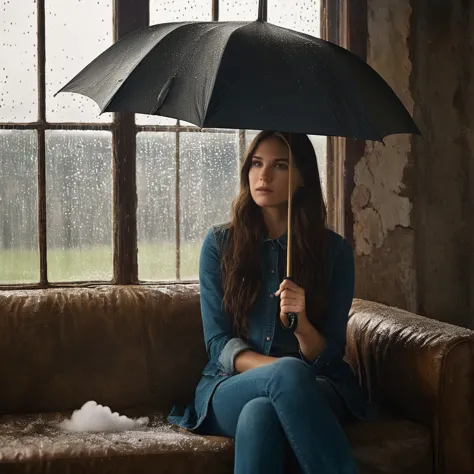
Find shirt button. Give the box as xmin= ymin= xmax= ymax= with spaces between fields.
xmin=271 ymin=270 xmax=275 ymax=274
xmin=269 ymin=293 xmax=274 ymax=298
xmin=266 ymin=336 xmax=271 ymax=341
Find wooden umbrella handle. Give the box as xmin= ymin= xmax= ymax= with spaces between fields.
xmin=281 ymin=135 xmax=298 ymax=333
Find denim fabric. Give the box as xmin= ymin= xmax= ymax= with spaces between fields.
xmin=200 ymin=358 xmax=356 ymax=474
xmin=268 ymin=245 xmax=300 ymax=357
xmin=168 ymin=223 xmax=372 ymax=431
xmin=218 ymin=337 xmax=252 ymax=374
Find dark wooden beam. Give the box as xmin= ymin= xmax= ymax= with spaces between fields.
xmin=212 ymin=0 xmax=219 ymax=21
xmin=322 ymin=0 xmax=368 ymax=243
xmin=343 ymin=0 xmax=368 ymax=246
xmin=112 ymin=0 xmax=149 ymax=284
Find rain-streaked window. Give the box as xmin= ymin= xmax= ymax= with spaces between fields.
xmin=139 ymin=0 xmax=326 ymax=281
xmin=0 ymin=131 xmax=38 ymax=283
xmin=0 ymin=0 xmax=325 ymax=286
xmin=46 ymin=131 xmax=113 ymax=282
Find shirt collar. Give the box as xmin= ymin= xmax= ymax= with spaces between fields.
xmin=260 ymin=230 xmax=288 ymax=250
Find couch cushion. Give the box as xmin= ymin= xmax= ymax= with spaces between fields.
xmin=0 ymin=285 xmax=206 ymax=415
xmin=0 ymin=410 xmax=431 ymax=474
xmin=346 ymin=411 xmax=432 ymax=474
xmin=0 ymin=412 xmax=234 ymax=474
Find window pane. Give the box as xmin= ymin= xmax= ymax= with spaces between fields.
xmin=180 ymin=132 xmax=239 ymax=279
xmin=150 ymin=0 xmax=211 ymax=22
xmin=219 ymin=0 xmax=259 ymax=21
xmin=0 ymin=131 xmax=39 ymax=284
xmin=46 ymin=0 xmax=113 ymax=122
xmin=309 ymin=135 xmax=327 ymax=197
xmin=245 ymin=130 xmax=260 ymax=150
xmin=137 ymin=132 xmax=177 ymax=281
xmin=136 ymin=115 xmax=177 ymax=126
xmin=46 ymin=131 xmax=112 ymax=282
xmin=268 ymin=0 xmax=321 ymax=37
xmin=0 ymin=1 xmax=37 ymax=122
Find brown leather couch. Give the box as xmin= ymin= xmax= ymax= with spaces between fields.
xmin=0 ymin=284 xmax=473 ymax=474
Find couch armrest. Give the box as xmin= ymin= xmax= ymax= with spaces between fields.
xmin=346 ymin=299 xmax=474 ymax=474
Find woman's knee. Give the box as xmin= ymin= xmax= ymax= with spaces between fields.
xmin=236 ymin=397 xmax=280 ymax=434
xmin=271 ymin=357 xmax=313 ymax=385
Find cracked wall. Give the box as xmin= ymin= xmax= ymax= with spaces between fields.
xmin=352 ymin=0 xmax=417 ymax=312
xmin=352 ymin=0 xmax=474 ymax=326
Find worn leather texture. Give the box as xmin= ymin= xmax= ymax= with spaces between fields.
xmin=0 ymin=412 xmax=234 ymax=474
xmin=0 ymin=285 xmax=472 ymax=474
xmin=0 ymin=285 xmax=205 ymax=415
xmin=0 ymin=409 xmax=430 ymax=474
xmin=347 ymin=298 xmax=474 ymax=474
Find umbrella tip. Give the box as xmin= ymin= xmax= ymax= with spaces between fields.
xmin=257 ymin=0 xmax=267 ymax=21
xmin=54 ymin=84 xmax=67 ymax=97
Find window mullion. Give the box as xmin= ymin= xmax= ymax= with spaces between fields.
xmin=175 ymin=131 xmax=181 ymax=280
xmin=37 ymin=0 xmax=46 ymax=124
xmin=112 ymin=0 xmax=149 ymax=284
xmin=322 ymin=0 xmax=367 ymax=243
xmin=321 ymin=0 xmax=345 ymax=235
xmin=37 ymin=0 xmax=47 ymax=286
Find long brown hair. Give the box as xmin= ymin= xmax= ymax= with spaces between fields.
xmin=221 ymin=131 xmax=328 ymax=337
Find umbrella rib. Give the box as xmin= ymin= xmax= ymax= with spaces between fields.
xmin=101 ymin=22 xmax=202 ymax=114
xmin=198 ymin=22 xmax=259 ymax=125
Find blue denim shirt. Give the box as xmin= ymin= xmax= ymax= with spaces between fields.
xmin=168 ymin=223 xmax=371 ymax=431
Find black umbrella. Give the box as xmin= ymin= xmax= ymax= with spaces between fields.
xmin=57 ymin=0 xmax=420 ymax=331
xmin=56 ymin=5 xmax=419 ymax=140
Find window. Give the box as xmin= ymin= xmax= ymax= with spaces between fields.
xmin=0 ymin=0 xmax=326 ymax=288
xmin=0 ymin=0 xmax=113 ymax=286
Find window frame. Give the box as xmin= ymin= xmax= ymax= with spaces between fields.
xmin=321 ymin=0 xmax=368 ymax=245
xmin=0 ymin=0 xmax=353 ymax=290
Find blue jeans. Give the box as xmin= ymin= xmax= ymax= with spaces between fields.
xmin=199 ymin=357 xmax=357 ymax=474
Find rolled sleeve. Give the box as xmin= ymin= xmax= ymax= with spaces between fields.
xmin=218 ymin=337 xmax=252 ymax=374
xmin=300 ymin=236 xmax=354 ymax=372
xmin=200 ymin=227 xmax=251 ymax=373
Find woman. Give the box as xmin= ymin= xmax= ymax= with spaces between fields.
xmin=169 ymin=131 xmax=371 ymax=474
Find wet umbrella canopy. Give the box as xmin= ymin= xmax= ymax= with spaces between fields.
xmin=56 ymin=3 xmax=419 ymax=141
xmin=57 ymin=0 xmax=419 ymax=331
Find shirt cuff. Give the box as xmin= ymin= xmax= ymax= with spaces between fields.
xmin=298 ymin=343 xmax=334 ymax=371
xmin=218 ymin=337 xmax=251 ymax=374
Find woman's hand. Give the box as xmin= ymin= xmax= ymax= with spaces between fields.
xmin=275 ymin=279 xmax=326 ymax=360
xmin=274 ymin=279 xmax=310 ymax=330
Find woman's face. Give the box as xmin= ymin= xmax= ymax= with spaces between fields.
xmin=248 ymin=136 xmax=303 ymax=209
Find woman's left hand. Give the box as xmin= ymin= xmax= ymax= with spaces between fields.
xmin=274 ymin=279 xmax=309 ymax=329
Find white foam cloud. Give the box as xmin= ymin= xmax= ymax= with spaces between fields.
xmin=58 ymin=401 xmax=149 ymax=433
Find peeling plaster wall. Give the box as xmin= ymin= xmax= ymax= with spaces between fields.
xmin=353 ymin=0 xmax=474 ymax=326
xmin=352 ymin=0 xmax=417 ymax=312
